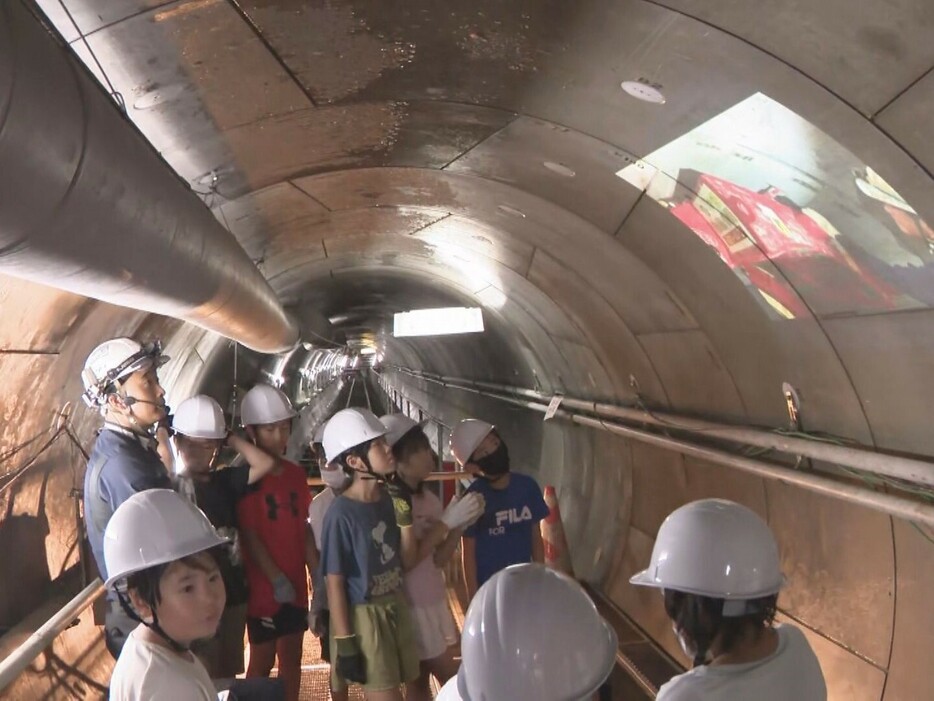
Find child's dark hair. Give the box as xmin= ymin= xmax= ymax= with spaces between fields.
xmin=664 ymin=589 xmax=778 ymax=667
xmin=336 ymin=438 xmax=376 ymax=472
xmin=391 ymin=428 xmax=432 ymax=463
xmin=126 ymin=547 xmax=223 ymax=609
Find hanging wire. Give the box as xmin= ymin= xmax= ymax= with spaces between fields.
xmin=55 ymin=0 xmax=126 ymax=113
xmin=0 ymin=426 xmax=55 ymax=468
xmin=62 ymin=426 xmax=91 ymax=586
xmin=770 ymin=427 xmax=860 ymax=446
xmin=0 ymin=426 xmax=67 ymax=496
xmin=228 ymin=341 xmax=240 ymax=431
xmin=912 ymin=522 xmax=934 ymax=546
xmin=63 ymin=427 xmax=90 ymax=461
xmin=831 ymin=463 xmax=934 ymax=546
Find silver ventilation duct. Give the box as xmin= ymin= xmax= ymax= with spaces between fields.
xmin=0 ymin=1 xmax=298 ymax=353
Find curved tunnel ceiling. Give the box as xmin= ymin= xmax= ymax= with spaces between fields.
xmin=1 ymin=0 xmax=933 ymax=698
xmin=28 ymin=0 xmax=934 ymax=445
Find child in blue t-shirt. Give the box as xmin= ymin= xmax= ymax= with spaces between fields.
xmin=320 ymin=409 xmax=487 ymax=700
xmin=450 ymin=418 xmax=549 ymax=600
xmin=319 ymin=408 xmax=420 ymax=700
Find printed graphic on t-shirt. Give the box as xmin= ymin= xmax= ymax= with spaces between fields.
xmin=372 ymin=520 xmax=396 ymax=565
xmin=489 ymin=505 xmax=535 ymax=535
xmin=237 ymin=462 xmax=312 ymax=617
xmin=464 ymin=473 xmax=550 ymax=587
xmin=264 ymin=491 xmax=301 ymax=520
xmin=320 ymin=493 xmax=405 ymax=605
xmin=370 ymin=566 xmax=403 ymax=597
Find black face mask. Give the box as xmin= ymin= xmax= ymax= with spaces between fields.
xmin=474 ymin=441 xmax=510 ymax=479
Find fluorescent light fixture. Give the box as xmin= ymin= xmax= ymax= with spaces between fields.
xmin=360 ymin=347 xmax=378 ymax=355
xmin=393 ymin=307 xmax=484 ymax=338
xmin=621 ymin=80 xmax=666 ymax=104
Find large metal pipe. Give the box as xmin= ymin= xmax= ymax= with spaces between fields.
xmin=383 ymin=370 xmax=934 ymax=527
xmin=389 ymin=367 xmax=934 ymax=489
xmin=0 ymin=1 xmax=298 ymax=353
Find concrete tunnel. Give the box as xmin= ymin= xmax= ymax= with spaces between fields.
xmin=0 ymin=0 xmax=933 ymax=698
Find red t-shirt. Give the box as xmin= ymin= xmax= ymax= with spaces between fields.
xmin=237 ymin=460 xmax=311 ymax=618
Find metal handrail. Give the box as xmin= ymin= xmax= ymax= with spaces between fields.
xmin=307 ymin=470 xmax=470 ymax=488
xmin=386 ymin=365 xmax=934 ymax=489
xmin=0 ymin=578 xmax=105 ymax=693
xmin=381 ymin=368 xmax=934 ymax=527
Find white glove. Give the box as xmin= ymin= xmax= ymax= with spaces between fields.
xmin=441 ymin=492 xmax=486 ymax=530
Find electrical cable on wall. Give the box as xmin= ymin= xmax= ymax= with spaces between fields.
xmin=54 ymin=0 xmax=126 ymax=112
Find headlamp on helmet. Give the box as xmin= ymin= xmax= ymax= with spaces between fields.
xmin=81 ymin=339 xmax=168 ymax=410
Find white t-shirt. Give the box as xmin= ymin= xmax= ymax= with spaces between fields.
xmin=110 ymin=626 xmax=220 ymax=701
xmin=658 ymin=624 xmax=826 ymax=701
xmin=309 ymin=487 xmax=337 ymax=550
xmin=436 ymin=676 xmax=461 ymax=700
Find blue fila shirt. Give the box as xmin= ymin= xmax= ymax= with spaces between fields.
xmin=463 ymin=472 xmax=549 ymax=587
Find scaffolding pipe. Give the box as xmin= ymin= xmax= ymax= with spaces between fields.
xmin=308 ymin=471 xmax=470 ymax=488
xmin=383 ymin=371 xmax=934 ymax=528
xmin=388 ymin=368 xmax=934 ymax=489
xmin=0 ymin=1 xmax=298 ymax=353
xmin=0 ymin=578 xmax=105 ymax=693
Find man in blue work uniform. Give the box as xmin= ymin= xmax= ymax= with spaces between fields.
xmin=80 ymin=337 xmax=172 ymax=658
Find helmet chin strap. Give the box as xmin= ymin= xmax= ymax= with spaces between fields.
xmin=116 ymin=590 xmax=190 ymax=653
xmin=351 ymin=452 xmax=385 ymax=482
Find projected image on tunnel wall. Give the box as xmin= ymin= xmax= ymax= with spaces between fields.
xmin=617 ymin=93 xmax=934 ymax=319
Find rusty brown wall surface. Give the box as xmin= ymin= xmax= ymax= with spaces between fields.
xmin=0 ymin=585 xmax=112 ymax=700
xmin=0 ymin=275 xmax=209 ymax=694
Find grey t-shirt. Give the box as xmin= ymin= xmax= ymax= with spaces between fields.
xmin=320 ymin=491 xmax=404 ymax=605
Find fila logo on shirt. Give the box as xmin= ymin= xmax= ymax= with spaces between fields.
xmin=488 ymin=506 xmax=534 ymax=535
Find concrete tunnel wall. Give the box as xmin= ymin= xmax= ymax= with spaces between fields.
xmin=2 ymin=0 xmax=934 ymax=698
xmin=2 ymin=277 xmax=933 ymax=700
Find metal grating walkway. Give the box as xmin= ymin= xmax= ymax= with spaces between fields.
xmin=254 ymin=552 xmax=660 ymax=700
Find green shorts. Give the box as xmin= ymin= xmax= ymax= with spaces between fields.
xmin=330 ymin=592 xmax=420 ymax=692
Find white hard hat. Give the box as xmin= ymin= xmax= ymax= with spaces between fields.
xmin=379 ymin=414 xmax=425 ymax=448
xmin=322 ymin=408 xmax=387 ymax=463
xmin=81 ymin=338 xmax=168 ymax=409
xmin=173 ymin=395 xmax=227 ymax=440
xmin=449 ymin=419 xmax=494 ymax=466
xmin=103 ymin=489 xmax=229 ymax=588
xmin=630 ymin=499 xmax=785 ymax=607
xmin=240 ymin=384 xmax=297 ymax=426
xmin=312 ymin=422 xmax=327 ymax=445
xmin=457 ymin=563 xmax=617 ymax=701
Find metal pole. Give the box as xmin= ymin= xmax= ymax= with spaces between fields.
xmin=565 ymin=412 xmax=934 ymax=527
xmin=437 ymin=423 xmax=445 ymax=472
xmin=389 ymin=367 xmax=934 ymax=489
xmin=307 ymin=471 xmax=470 ymax=488
xmin=386 ymin=372 xmax=934 ymax=528
xmin=363 ymin=374 xmax=372 ymax=412
xmin=0 ymin=579 xmax=105 ymax=693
